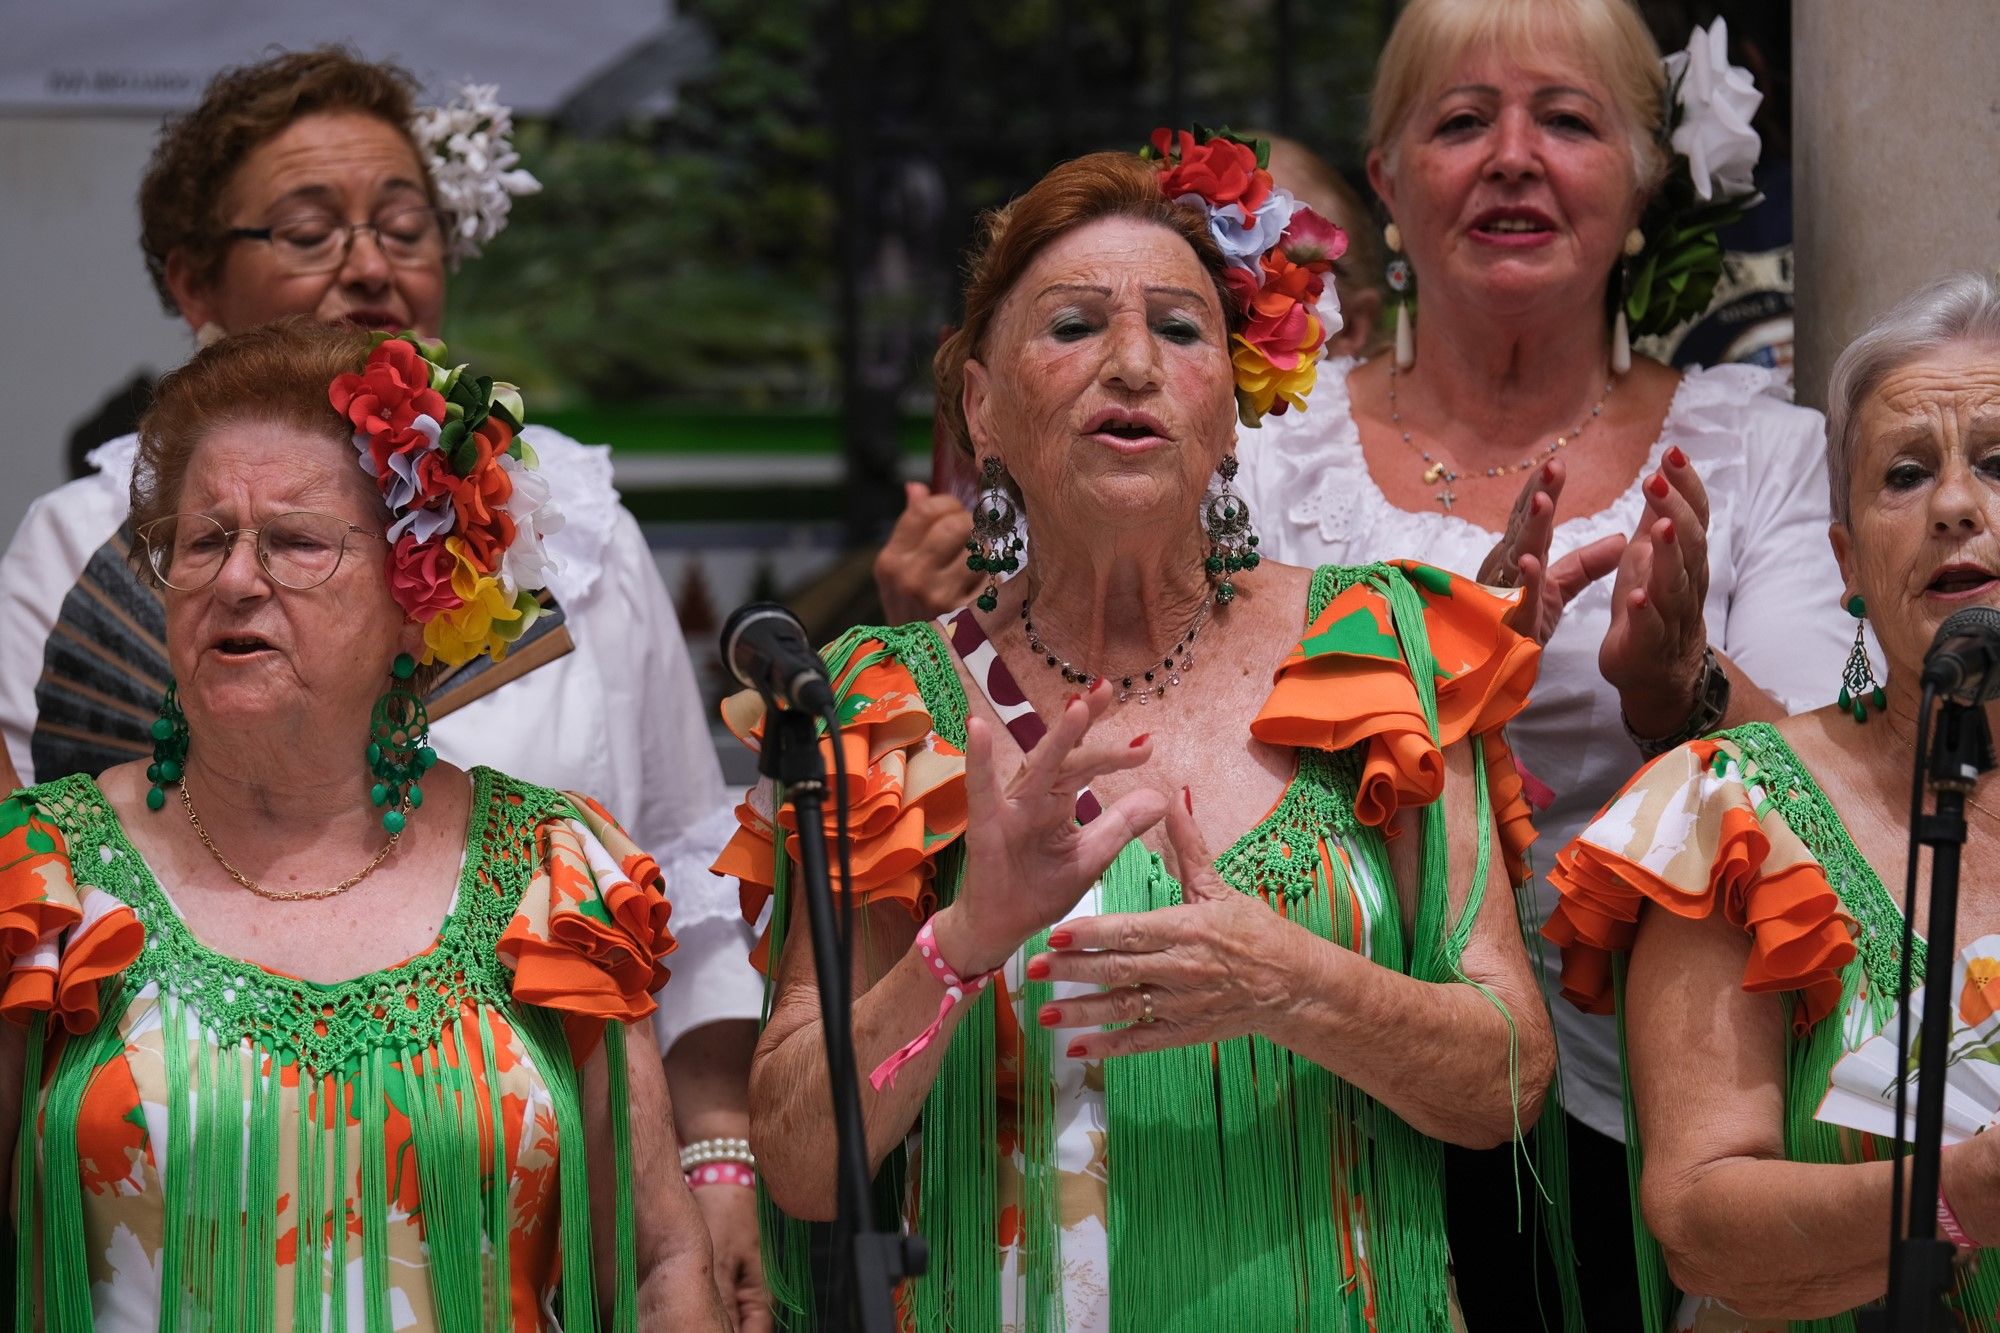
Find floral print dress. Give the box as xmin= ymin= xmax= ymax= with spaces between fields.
xmin=0 ymin=768 xmax=676 ymax=1332
xmin=717 ymin=562 xmax=1540 ymax=1332
xmin=1547 ymin=722 xmax=2000 ymax=1332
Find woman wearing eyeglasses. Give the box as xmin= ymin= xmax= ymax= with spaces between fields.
xmin=0 ymin=317 xmax=730 ymax=1329
xmin=0 ymin=49 xmax=772 ymax=1330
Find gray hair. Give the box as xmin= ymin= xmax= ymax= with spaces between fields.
xmin=1826 ymin=271 xmax=2000 ymax=525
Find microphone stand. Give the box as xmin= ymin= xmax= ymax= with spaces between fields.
xmin=1867 ymin=696 xmax=1994 ymax=1331
xmin=759 ymin=705 xmax=925 ymax=1331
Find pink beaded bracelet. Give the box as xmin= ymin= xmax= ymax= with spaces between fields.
xmin=686 ymin=1161 xmax=756 ymax=1191
xmin=868 ymin=915 xmax=996 ymax=1090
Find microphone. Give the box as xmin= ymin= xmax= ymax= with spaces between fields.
xmin=720 ymin=602 xmax=836 ymax=716
xmin=1920 ymin=606 xmax=2000 ymax=703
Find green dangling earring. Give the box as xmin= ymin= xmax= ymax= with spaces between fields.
xmin=965 ymin=457 xmax=1023 ymax=613
xmin=1202 ymin=454 xmax=1258 ymax=605
xmin=1837 ymin=595 xmax=1887 ymax=722
xmin=145 ymin=682 xmax=189 ymax=811
xmin=367 ymin=653 xmax=437 ymax=834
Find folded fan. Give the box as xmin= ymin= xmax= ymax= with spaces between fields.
xmin=1815 ymin=932 xmax=2000 ymax=1147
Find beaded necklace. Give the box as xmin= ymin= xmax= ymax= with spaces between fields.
xmin=1020 ymin=594 xmax=1209 ymax=705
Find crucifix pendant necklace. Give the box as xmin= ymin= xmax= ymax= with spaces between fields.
xmin=1387 ymin=364 xmax=1616 ymax=511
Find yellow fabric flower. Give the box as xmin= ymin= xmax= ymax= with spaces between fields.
xmin=1231 ymin=316 xmax=1321 ymax=425
xmin=423 ymin=537 xmax=528 ymax=666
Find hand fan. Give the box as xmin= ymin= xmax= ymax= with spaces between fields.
xmin=29 ymin=523 xmax=573 ymax=783
xmin=1814 ymin=932 xmax=2000 ymax=1146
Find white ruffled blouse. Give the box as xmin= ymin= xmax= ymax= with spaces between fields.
xmin=0 ymin=425 xmax=758 ymax=1051
xmin=1237 ymin=356 xmax=1855 ymax=1140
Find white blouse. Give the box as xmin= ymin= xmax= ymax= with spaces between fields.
xmin=0 ymin=427 xmax=759 ymax=1051
xmin=1237 ymin=357 xmax=1854 ymax=1140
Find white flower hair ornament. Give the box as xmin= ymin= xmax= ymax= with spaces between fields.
xmin=1623 ymin=18 xmax=1765 ymax=338
xmin=410 ymin=83 xmax=542 ymax=268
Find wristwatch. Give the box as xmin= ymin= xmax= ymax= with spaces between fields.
xmin=1623 ymin=646 xmax=1731 ymax=759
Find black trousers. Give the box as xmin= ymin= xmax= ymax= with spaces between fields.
xmin=1446 ymin=1113 xmax=1646 ymax=1331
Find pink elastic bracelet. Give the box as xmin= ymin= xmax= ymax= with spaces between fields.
xmin=686 ymin=1162 xmax=756 ymax=1191
xmin=868 ymin=915 xmax=996 ymax=1090
xmin=1939 ymin=1191 xmax=1977 ymax=1250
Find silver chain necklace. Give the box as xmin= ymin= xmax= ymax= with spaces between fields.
xmin=1021 ymin=595 xmax=1210 ymax=705
xmin=1387 ymin=364 xmax=1615 ymax=511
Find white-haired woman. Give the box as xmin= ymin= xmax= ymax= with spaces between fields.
xmin=1547 ymin=271 xmax=2000 ymax=1328
xmin=1231 ymin=0 xmax=1853 ymax=1325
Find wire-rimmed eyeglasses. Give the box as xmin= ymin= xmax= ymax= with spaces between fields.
xmin=223 ymin=204 xmax=447 ymax=275
xmin=138 ymin=512 xmax=386 ymax=591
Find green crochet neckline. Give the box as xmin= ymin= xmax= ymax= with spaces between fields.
xmin=26 ymin=766 xmax=571 ymax=1076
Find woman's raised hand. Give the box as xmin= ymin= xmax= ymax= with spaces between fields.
xmin=1479 ymin=461 xmax=1626 ymax=646
xmin=1600 ymin=446 xmax=1714 ymax=735
xmin=873 ymin=483 xmax=987 ymax=625
xmin=929 ymin=682 xmax=1170 ymax=976
xmin=1028 ymin=786 xmax=1299 ymax=1058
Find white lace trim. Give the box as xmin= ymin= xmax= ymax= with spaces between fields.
xmin=513 ymin=425 xmax=620 ymax=603
xmin=654 ymin=802 xmax=749 ymax=932
xmin=1257 ymin=356 xmax=1790 ymax=579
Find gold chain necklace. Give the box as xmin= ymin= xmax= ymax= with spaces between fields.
xmin=1387 ymin=364 xmax=1616 ymax=512
xmin=179 ymin=779 xmax=400 ymax=902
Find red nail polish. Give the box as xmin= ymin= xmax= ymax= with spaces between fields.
xmin=1130 ymin=733 xmax=1151 ymax=748
xmin=1066 ymin=1040 xmax=1088 ymax=1059
xmin=1541 ymin=463 xmax=1555 ymax=483
xmin=1182 ymin=785 xmax=1194 ymax=814
xmin=1661 ymin=519 xmax=1676 ymax=543
xmin=1064 ymin=692 xmax=1080 ymax=706
xmin=1667 ymin=446 xmax=1687 ymax=468
xmin=1026 ymin=956 xmax=1051 ymax=980
xmin=1047 ymin=929 xmax=1073 ymax=949
xmin=1647 ymin=475 xmax=1669 ymax=499
xmin=1038 ymin=1003 xmax=1062 ymax=1026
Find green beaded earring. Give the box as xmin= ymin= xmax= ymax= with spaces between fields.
xmin=1838 ymin=595 xmax=1887 ymax=722
xmin=145 ymin=682 xmax=188 ymax=811
xmin=367 ymin=653 xmax=437 ymax=834
xmin=1202 ymin=454 xmax=1258 ymax=605
xmin=965 ymin=457 xmax=1023 ymax=613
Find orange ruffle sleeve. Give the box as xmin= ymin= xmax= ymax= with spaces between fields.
xmin=1543 ymin=737 xmax=1858 ymax=1033
xmin=1249 ymin=561 xmax=1541 ymax=876
xmin=497 ymin=793 xmax=678 ymax=1034
xmin=711 ymin=645 xmax=967 ymax=973
xmin=0 ymin=793 xmax=144 ymax=1033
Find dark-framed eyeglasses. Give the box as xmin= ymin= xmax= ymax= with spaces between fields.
xmin=223 ymin=204 xmax=447 ymax=275
xmin=137 ymin=512 xmax=386 ymax=591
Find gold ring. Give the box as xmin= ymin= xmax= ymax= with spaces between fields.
xmin=1136 ymin=984 xmax=1156 ymax=1024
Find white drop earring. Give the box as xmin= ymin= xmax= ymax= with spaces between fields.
xmin=1612 ymin=227 xmax=1645 ymax=376
xmin=1384 ymin=222 xmax=1414 ymax=371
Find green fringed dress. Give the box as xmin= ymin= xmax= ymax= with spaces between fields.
xmin=1547 ymin=723 xmax=2000 ymax=1331
xmin=717 ymin=563 xmax=1548 ymax=1331
xmin=0 ymin=768 xmax=673 ymax=1332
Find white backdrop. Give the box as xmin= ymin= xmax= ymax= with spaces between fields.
xmin=0 ymin=2 xmax=671 ymax=546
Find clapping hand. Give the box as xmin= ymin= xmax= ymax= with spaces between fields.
xmin=1028 ymin=787 xmax=1303 ymax=1059
xmin=1479 ymin=461 xmax=1626 ymax=646
xmin=1600 ymin=447 xmax=1713 ymax=736
xmin=873 ymin=483 xmax=987 ymax=624
xmin=929 ymin=682 xmax=1170 ymax=977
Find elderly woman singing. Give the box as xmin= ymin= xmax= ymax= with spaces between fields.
xmin=0 ymin=320 xmax=726 ymax=1328
xmin=721 ymin=134 xmax=1553 ymax=1330
xmin=1547 ymin=273 xmax=2000 ymax=1330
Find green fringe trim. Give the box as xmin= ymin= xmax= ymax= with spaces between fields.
xmin=758 ymin=565 xmax=1526 ymax=1330
xmin=12 ymin=770 xmax=642 ymax=1331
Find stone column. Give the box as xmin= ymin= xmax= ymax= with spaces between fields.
xmin=1792 ymin=0 xmax=2000 ymax=409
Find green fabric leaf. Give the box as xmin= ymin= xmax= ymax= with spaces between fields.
xmin=1298 ymin=605 xmax=1400 ymax=662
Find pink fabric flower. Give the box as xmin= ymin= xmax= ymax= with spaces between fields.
xmin=387 ymin=533 xmax=461 ymax=620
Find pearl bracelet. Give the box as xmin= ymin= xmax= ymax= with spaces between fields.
xmin=679 ymin=1136 xmax=755 ymax=1173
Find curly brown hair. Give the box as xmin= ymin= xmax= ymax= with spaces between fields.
xmin=933 ymin=151 xmax=1242 ymax=458
xmin=131 ymin=316 xmax=376 ymax=566
xmin=138 ymin=48 xmax=433 ymax=316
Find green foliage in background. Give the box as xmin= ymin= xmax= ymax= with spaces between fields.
xmin=446 ymin=0 xmax=1390 ymax=420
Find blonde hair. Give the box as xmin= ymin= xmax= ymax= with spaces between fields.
xmin=1369 ymin=0 xmax=1668 ymax=192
